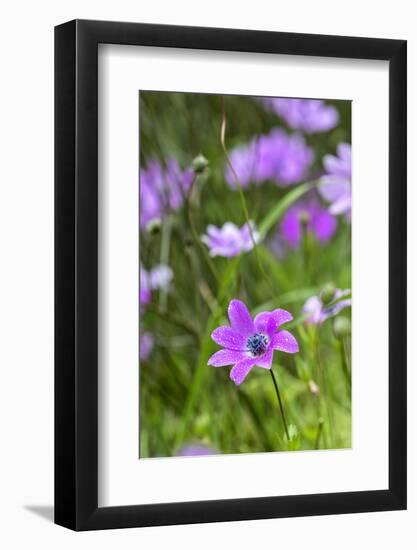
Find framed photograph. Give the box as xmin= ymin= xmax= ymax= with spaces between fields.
xmin=55 ymin=19 xmax=406 ymax=530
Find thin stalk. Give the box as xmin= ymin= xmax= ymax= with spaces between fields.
xmin=159 ymin=216 xmax=172 ymax=311
xmin=314 ymin=418 xmax=324 ymax=450
xmin=338 ymin=338 xmax=351 ymax=390
xmin=343 ymin=336 xmax=352 ymax=372
xmin=315 ymin=329 xmax=334 ymax=447
xmin=220 ymin=101 xmax=276 ymax=292
xmin=186 ymin=174 xmax=219 ymax=283
xmin=184 ymin=242 xmax=202 ymax=318
xmin=270 ymin=367 xmax=290 ymax=442
xmin=220 ymin=103 xmax=257 ymax=249
xmin=301 ymin=225 xmax=311 ymax=284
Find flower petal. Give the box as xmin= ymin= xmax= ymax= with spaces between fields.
xmin=337 ymin=143 xmax=352 ymax=164
xmin=255 ymin=348 xmax=273 ymax=369
xmin=303 ymin=296 xmax=323 ymax=324
xmin=149 ymin=264 xmax=173 ymax=290
xmin=208 ymin=348 xmax=246 ymax=367
xmin=271 ymin=330 xmax=299 ymax=354
xmin=328 ymin=194 xmax=351 ymax=216
xmin=319 ymin=179 xmax=350 ymax=201
xmin=211 ymin=326 xmax=248 ymax=350
xmin=321 ymin=299 xmax=351 ymax=322
xmin=254 ymin=309 xmax=293 ymax=336
xmin=271 ymin=308 xmax=293 ymax=329
xmin=253 ymin=312 xmax=273 ymax=334
xmin=230 ymin=357 xmax=257 ymax=385
xmin=228 ymin=300 xmax=254 ymax=337
xmin=280 ymin=207 xmax=302 ymax=248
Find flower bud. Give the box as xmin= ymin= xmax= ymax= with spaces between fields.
xmin=308 ymin=380 xmax=320 ymax=397
xmin=194 ymin=414 xmax=210 ymax=437
xmin=298 ymin=210 xmax=310 ymax=225
xmin=191 ymin=154 xmax=209 ymax=174
xmin=320 ymin=282 xmax=336 ymax=305
xmin=145 ymin=218 xmax=161 ymax=235
xmin=333 ymin=316 xmax=351 ymax=338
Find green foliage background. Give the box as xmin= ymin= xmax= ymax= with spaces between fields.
xmin=139 ymin=92 xmax=351 ymax=458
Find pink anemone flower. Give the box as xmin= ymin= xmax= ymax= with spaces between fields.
xmin=208 ymin=299 xmax=299 ymax=385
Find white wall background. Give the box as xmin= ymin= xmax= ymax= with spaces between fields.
xmin=0 ymin=1 xmax=414 ymax=548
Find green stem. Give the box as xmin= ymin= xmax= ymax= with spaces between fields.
xmin=315 ymin=329 xmax=334 ymax=447
xmin=302 ymin=225 xmax=311 ymax=284
xmin=220 ymin=101 xmax=276 ymax=292
xmin=338 ymin=338 xmax=351 ymax=390
xmin=314 ymin=417 xmax=324 ymax=450
xmin=159 ymin=216 xmax=172 ymax=311
xmin=186 ymin=175 xmax=219 ymax=283
xmin=270 ymin=367 xmax=290 ymax=442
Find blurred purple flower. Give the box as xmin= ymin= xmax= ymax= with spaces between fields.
xmin=148 ymin=264 xmax=173 ymax=290
xmin=260 ymin=98 xmax=339 ymax=133
xmin=280 ymin=199 xmax=337 ymax=248
xmin=303 ymin=289 xmax=351 ymax=325
xmin=140 ymin=265 xmax=152 ymax=308
xmin=140 ymin=263 xmax=173 ymax=308
xmin=319 ymin=143 xmax=351 ymax=219
xmin=225 ymin=129 xmax=314 ymax=188
xmin=224 ymin=142 xmax=258 ymax=188
xmin=177 ymin=444 xmax=217 ymax=457
xmin=139 ymin=331 xmax=154 ymax=361
xmin=201 ymin=221 xmax=259 ymax=258
xmin=140 ymin=158 xmax=193 ymax=228
xmin=208 ymin=300 xmax=298 ymax=385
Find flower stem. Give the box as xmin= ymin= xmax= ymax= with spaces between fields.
xmin=315 ymin=328 xmax=334 ymax=447
xmin=186 ymin=175 xmax=219 ymax=283
xmin=159 ymin=215 xmax=172 ymax=311
xmin=270 ymin=367 xmax=290 ymax=442
xmin=338 ymin=337 xmax=351 ymax=391
xmin=220 ymin=100 xmax=276 ymax=294
xmin=314 ymin=417 xmax=324 ymax=450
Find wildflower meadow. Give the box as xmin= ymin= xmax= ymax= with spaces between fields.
xmin=139 ymin=92 xmax=352 ymax=458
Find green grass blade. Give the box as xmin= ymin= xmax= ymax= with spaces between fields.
xmin=259 ymin=181 xmax=316 ymax=239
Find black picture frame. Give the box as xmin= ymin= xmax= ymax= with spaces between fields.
xmin=55 ymin=19 xmax=407 ymax=531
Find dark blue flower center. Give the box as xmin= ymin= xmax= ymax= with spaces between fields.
xmin=246 ymin=333 xmax=269 ymax=356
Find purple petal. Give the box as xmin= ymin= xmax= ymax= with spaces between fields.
xmin=280 ymin=207 xmax=302 ymax=248
xmin=334 ymin=288 xmax=351 ymax=299
xmin=139 ymin=332 xmax=154 ymax=361
xmin=230 ymin=357 xmax=257 ymax=385
xmin=319 ymin=179 xmax=350 ymax=202
xmin=139 ymin=286 xmax=151 ymax=307
xmin=177 ymin=444 xmax=217 ymax=457
xmin=262 ymin=98 xmax=339 ymax=133
xmin=254 ymin=309 xmax=293 ymax=336
xmin=309 ymin=208 xmax=337 ymax=243
xmin=208 ymin=348 xmax=246 ymax=367
xmin=255 ymin=348 xmax=273 ymax=369
xmin=328 ymin=194 xmax=351 ymax=216
xmin=303 ymin=296 xmax=323 ymax=324
xmin=206 ymin=225 xmax=223 ymax=239
xmin=271 ymin=330 xmax=299 ymax=354
xmin=201 ymin=222 xmax=256 ymax=258
xmin=227 ymin=300 xmax=254 ymax=337
xmin=253 ymin=312 xmax=273 ymax=335
xmin=321 ymin=298 xmax=351 ymax=322
xmin=337 ymin=143 xmax=352 ymax=164
xmin=323 ymin=155 xmax=349 ymax=180
xmin=149 ymin=264 xmax=173 ymax=290
xmin=274 ymin=308 xmax=293 ymax=326
xmin=211 ymin=326 xmax=248 ymax=351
